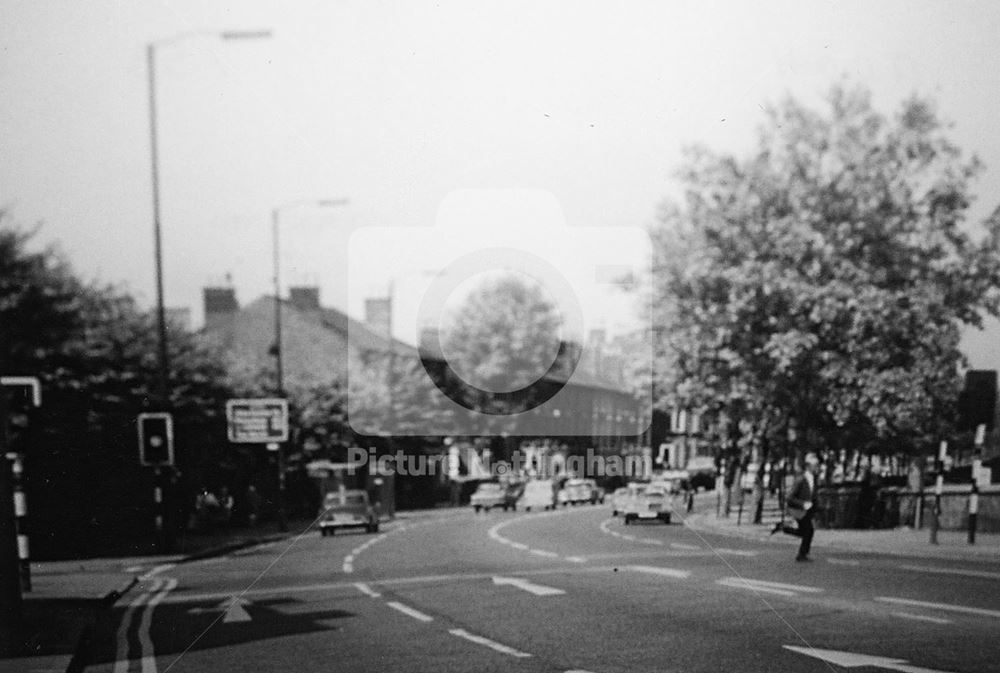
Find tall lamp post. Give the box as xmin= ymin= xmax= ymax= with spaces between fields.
xmin=146 ymin=29 xmax=271 ymax=552
xmin=271 ymin=199 xmax=348 ymax=531
xmin=148 ymin=29 xmax=272 ymax=407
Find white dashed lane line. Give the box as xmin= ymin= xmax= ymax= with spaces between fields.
xmin=353 ymin=582 xmax=381 ymax=598
xmin=448 ymin=628 xmax=532 ymax=658
xmin=899 ymin=564 xmax=1000 ymax=581
xmin=716 ymin=577 xmax=823 ymax=597
xmin=876 ymin=597 xmax=1000 ymax=619
xmin=386 ymin=601 xmax=434 ymax=622
xmin=627 ymin=565 xmax=691 ymax=579
xmin=892 ymin=611 xmax=953 ymax=625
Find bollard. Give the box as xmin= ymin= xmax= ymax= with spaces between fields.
xmin=968 ymin=484 xmax=979 ymax=545
xmin=9 ymin=454 xmax=29 ymax=592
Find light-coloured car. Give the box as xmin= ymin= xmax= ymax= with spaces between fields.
xmin=610 ymin=487 xmax=629 ymax=515
xmin=613 ymin=483 xmax=647 ymax=516
xmin=517 ymin=479 xmax=556 ymax=511
xmin=622 ymin=485 xmax=672 ymax=525
xmin=470 ymin=482 xmax=520 ymax=512
xmin=581 ymin=479 xmax=605 ymax=504
xmin=558 ymin=478 xmax=592 ymax=506
xmin=319 ymin=490 xmax=379 ymax=536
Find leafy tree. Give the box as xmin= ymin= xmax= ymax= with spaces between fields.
xmin=439 ymin=272 xmax=565 ymax=420
xmin=652 ymin=83 xmax=1000 ymax=486
xmin=1 ymin=216 xmax=236 ymax=556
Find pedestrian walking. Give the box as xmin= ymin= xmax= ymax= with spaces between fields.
xmin=771 ymin=453 xmax=821 ymax=561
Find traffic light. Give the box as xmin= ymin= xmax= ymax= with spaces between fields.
xmin=138 ymin=413 xmax=174 ymax=466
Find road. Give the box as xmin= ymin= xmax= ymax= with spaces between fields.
xmin=93 ymin=503 xmax=1000 ymax=673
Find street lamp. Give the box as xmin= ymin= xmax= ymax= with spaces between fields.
xmin=145 ymin=29 xmax=270 ymax=552
xmin=147 ymin=29 xmax=272 ymax=407
xmin=271 ymin=199 xmax=348 ymax=531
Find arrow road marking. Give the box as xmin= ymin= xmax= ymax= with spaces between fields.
xmin=492 ymin=576 xmax=566 ymax=596
xmin=876 ymin=597 xmax=1000 ymax=619
xmin=785 ymin=645 xmax=958 ymax=672
xmin=188 ymin=596 xmax=252 ymax=623
xmin=449 ymin=628 xmax=532 ymax=658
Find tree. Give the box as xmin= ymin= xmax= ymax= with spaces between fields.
xmin=652 ymin=83 xmax=1000 ymax=488
xmin=438 ymin=271 xmax=565 ymax=421
xmin=1 ymin=216 xmax=236 ymax=556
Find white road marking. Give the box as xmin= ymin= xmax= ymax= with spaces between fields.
xmin=627 ymin=565 xmax=691 ymax=579
xmin=900 ymin=564 xmax=1000 ymax=581
xmin=876 ymin=597 xmax=1000 ymax=619
xmin=670 ymin=542 xmax=700 ymax=550
xmin=719 ymin=577 xmax=823 ymax=593
xmin=565 ymin=556 xmax=586 ymax=563
xmin=139 ymin=578 xmax=176 ymax=673
xmin=342 ymin=555 xmax=354 ymax=573
xmin=530 ymin=549 xmax=559 ymax=558
xmin=716 ymin=577 xmax=824 ymax=597
xmin=715 ymin=548 xmax=758 ymax=557
xmin=158 ymin=565 xmax=620 ymax=605
xmin=188 ymin=596 xmax=252 ymax=622
xmin=492 ymin=576 xmax=566 ymax=596
xmin=510 ymin=542 xmax=529 ymax=550
xmin=353 ymin=582 xmax=381 ymax=598
xmin=785 ymin=644 xmax=959 ymax=672
xmin=113 ymin=578 xmax=163 ymax=673
xmin=827 ymin=558 xmax=861 ymax=567
xmin=386 ymin=601 xmax=434 ymax=622
xmin=892 ymin=611 xmax=953 ymax=625
xmin=139 ymin=563 xmax=175 ymax=581
xmin=449 ymin=628 xmax=532 ymax=658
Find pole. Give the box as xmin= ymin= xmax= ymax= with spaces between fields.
xmin=929 ymin=440 xmax=946 ymax=545
xmin=272 ymin=209 xmax=287 ymax=533
xmin=0 ymin=386 xmax=22 ymax=655
xmin=968 ymin=483 xmax=978 ymax=545
xmin=148 ymin=44 xmax=169 ymax=408
xmin=10 ymin=454 xmax=29 ymax=591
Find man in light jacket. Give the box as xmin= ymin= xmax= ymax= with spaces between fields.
xmin=785 ymin=453 xmax=821 ymax=562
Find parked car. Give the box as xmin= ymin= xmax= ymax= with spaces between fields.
xmin=558 ymin=478 xmax=593 ymax=506
xmin=612 ymin=483 xmax=647 ymax=516
xmin=685 ymin=456 xmax=717 ymax=491
xmin=622 ymin=484 xmax=672 ymax=524
xmin=581 ymin=479 xmax=605 ymax=504
xmin=318 ymin=490 xmax=379 ymax=536
xmin=470 ymin=481 xmax=520 ymax=512
xmin=517 ymin=479 xmax=556 ymax=511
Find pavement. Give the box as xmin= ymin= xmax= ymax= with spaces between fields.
xmin=684 ymin=509 xmax=1000 ymax=562
xmin=6 ymin=502 xmax=1000 ymax=673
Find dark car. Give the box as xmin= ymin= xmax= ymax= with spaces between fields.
xmin=318 ymin=490 xmax=379 ymax=536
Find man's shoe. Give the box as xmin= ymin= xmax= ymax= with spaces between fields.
xmin=770 ymin=522 xmax=783 ymax=536
xmin=795 ymin=555 xmax=812 ymax=562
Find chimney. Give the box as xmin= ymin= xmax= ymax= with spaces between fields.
xmin=203 ymin=287 xmax=238 ymax=331
xmin=365 ymin=298 xmax=391 ymax=339
xmin=289 ymin=286 xmax=321 ymax=312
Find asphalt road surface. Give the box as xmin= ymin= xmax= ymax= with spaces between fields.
xmin=93 ymin=503 xmax=1000 ymax=673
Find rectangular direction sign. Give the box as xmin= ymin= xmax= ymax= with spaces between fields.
xmin=226 ymin=398 xmax=289 ymax=443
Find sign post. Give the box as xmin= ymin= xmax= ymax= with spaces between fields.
xmin=226 ymin=399 xmax=289 ymax=530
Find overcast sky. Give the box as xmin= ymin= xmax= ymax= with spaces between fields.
xmin=2 ymin=0 xmax=999 ymax=366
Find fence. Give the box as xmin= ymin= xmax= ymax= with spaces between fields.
xmin=813 ymin=484 xmax=1000 ymax=533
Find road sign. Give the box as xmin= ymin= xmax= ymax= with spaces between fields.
xmin=226 ymin=399 xmax=289 ymax=443
xmin=137 ymin=413 xmax=174 ymax=466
